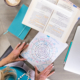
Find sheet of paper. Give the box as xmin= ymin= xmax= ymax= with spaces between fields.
xmin=44 ymin=0 xmax=79 ymax=43
xmin=22 ymin=0 xmax=56 ymax=32
xmin=21 ymin=32 xmax=68 ymax=72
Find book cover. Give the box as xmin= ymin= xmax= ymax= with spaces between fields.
xmin=8 ymin=4 xmax=30 ymax=40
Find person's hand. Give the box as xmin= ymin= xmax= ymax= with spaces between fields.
xmin=5 ymin=42 xmax=28 ymax=64
xmin=35 ymin=64 xmax=54 ymax=80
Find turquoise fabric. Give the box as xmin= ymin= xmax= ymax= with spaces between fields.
xmin=0 ymin=66 xmax=31 ymax=80
xmin=8 ymin=4 xmax=31 ymax=40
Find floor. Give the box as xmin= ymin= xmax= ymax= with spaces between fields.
xmin=0 ymin=0 xmax=80 ymax=80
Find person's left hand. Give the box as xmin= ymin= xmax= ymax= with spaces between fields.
xmin=5 ymin=42 xmax=28 ymax=64
xmin=35 ymin=64 xmax=54 ymax=80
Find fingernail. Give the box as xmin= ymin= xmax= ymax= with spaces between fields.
xmin=52 ymin=66 xmax=54 ymax=68
xmin=23 ymin=42 xmax=25 ymax=43
xmin=34 ymin=66 xmax=36 ymax=68
xmin=51 ymin=64 xmax=53 ymax=66
xmin=54 ymin=72 xmax=55 ymax=73
xmin=27 ymin=43 xmax=29 ymax=45
xmin=52 ymin=65 xmax=54 ymax=67
xmin=19 ymin=42 xmax=21 ymax=44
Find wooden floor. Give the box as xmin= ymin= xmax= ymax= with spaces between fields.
xmin=0 ymin=0 xmax=80 ymax=80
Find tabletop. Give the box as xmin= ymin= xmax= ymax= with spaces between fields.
xmin=0 ymin=0 xmax=80 ymax=80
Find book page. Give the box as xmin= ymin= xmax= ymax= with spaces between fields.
xmin=22 ymin=0 xmax=57 ymax=32
xmin=44 ymin=0 xmax=79 ymax=43
xmin=46 ymin=0 xmax=59 ymax=4
xmin=21 ymin=32 xmax=68 ymax=72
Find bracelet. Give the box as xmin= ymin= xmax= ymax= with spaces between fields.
xmin=18 ymin=71 xmax=30 ymax=80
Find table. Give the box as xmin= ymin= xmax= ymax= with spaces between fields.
xmin=0 ymin=0 xmax=80 ymax=80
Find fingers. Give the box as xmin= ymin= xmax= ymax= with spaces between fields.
xmin=44 ymin=65 xmax=53 ymax=77
xmin=18 ymin=42 xmax=26 ymax=51
xmin=14 ymin=43 xmax=21 ymax=49
xmin=35 ymin=66 xmax=38 ymax=76
xmin=16 ymin=58 xmax=26 ymax=62
xmin=41 ymin=64 xmax=53 ymax=74
xmin=15 ymin=42 xmax=29 ymax=51
xmin=47 ymin=71 xmax=55 ymax=77
xmin=23 ymin=43 xmax=29 ymax=50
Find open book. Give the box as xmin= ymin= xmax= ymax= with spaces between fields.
xmin=22 ymin=0 xmax=80 ymax=43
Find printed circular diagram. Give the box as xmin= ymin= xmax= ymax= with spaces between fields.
xmin=29 ymin=38 xmax=57 ymax=63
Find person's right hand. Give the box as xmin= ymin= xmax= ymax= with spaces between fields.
xmin=35 ymin=64 xmax=54 ymax=80
xmin=4 ymin=42 xmax=28 ymax=64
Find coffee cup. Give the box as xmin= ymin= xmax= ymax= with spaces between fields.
xmin=4 ymin=0 xmax=21 ymax=7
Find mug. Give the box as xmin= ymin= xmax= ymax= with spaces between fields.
xmin=4 ymin=0 xmax=21 ymax=7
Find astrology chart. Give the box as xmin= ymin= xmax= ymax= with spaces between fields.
xmin=21 ymin=32 xmax=67 ymax=72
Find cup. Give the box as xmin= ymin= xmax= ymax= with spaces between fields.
xmin=4 ymin=0 xmax=21 ymax=7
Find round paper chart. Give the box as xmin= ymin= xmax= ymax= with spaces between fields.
xmin=27 ymin=38 xmax=57 ymax=63
xmin=21 ymin=32 xmax=67 ymax=72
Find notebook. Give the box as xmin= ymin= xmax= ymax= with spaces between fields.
xmin=8 ymin=4 xmax=31 ymax=40
xmin=21 ymin=32 xmax=68 ymax=72
xmin=22 ymin=0 xmax=80 ymax=43
xmin=64 ymin=26 xmax=80 ymax=75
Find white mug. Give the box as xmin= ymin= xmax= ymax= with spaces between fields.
xmin=4 ymin=0 xmax=21 ymax=7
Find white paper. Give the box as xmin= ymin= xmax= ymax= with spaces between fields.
xmin=21 ymin=32 xmax=68 ymax=72
xmin=44 ymin=0 xmax=74 ymax=41
xmin=22 ymin=0 xmax=55 ymax=32
xmin=46 ymin=0 xmax=58 ymax=4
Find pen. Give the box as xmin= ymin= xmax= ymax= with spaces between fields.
xmin=64 ymin=41 xmax=73 ymax=64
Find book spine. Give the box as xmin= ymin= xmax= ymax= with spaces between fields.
xmin=18 ymin=26 xmax=26 ymax=37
